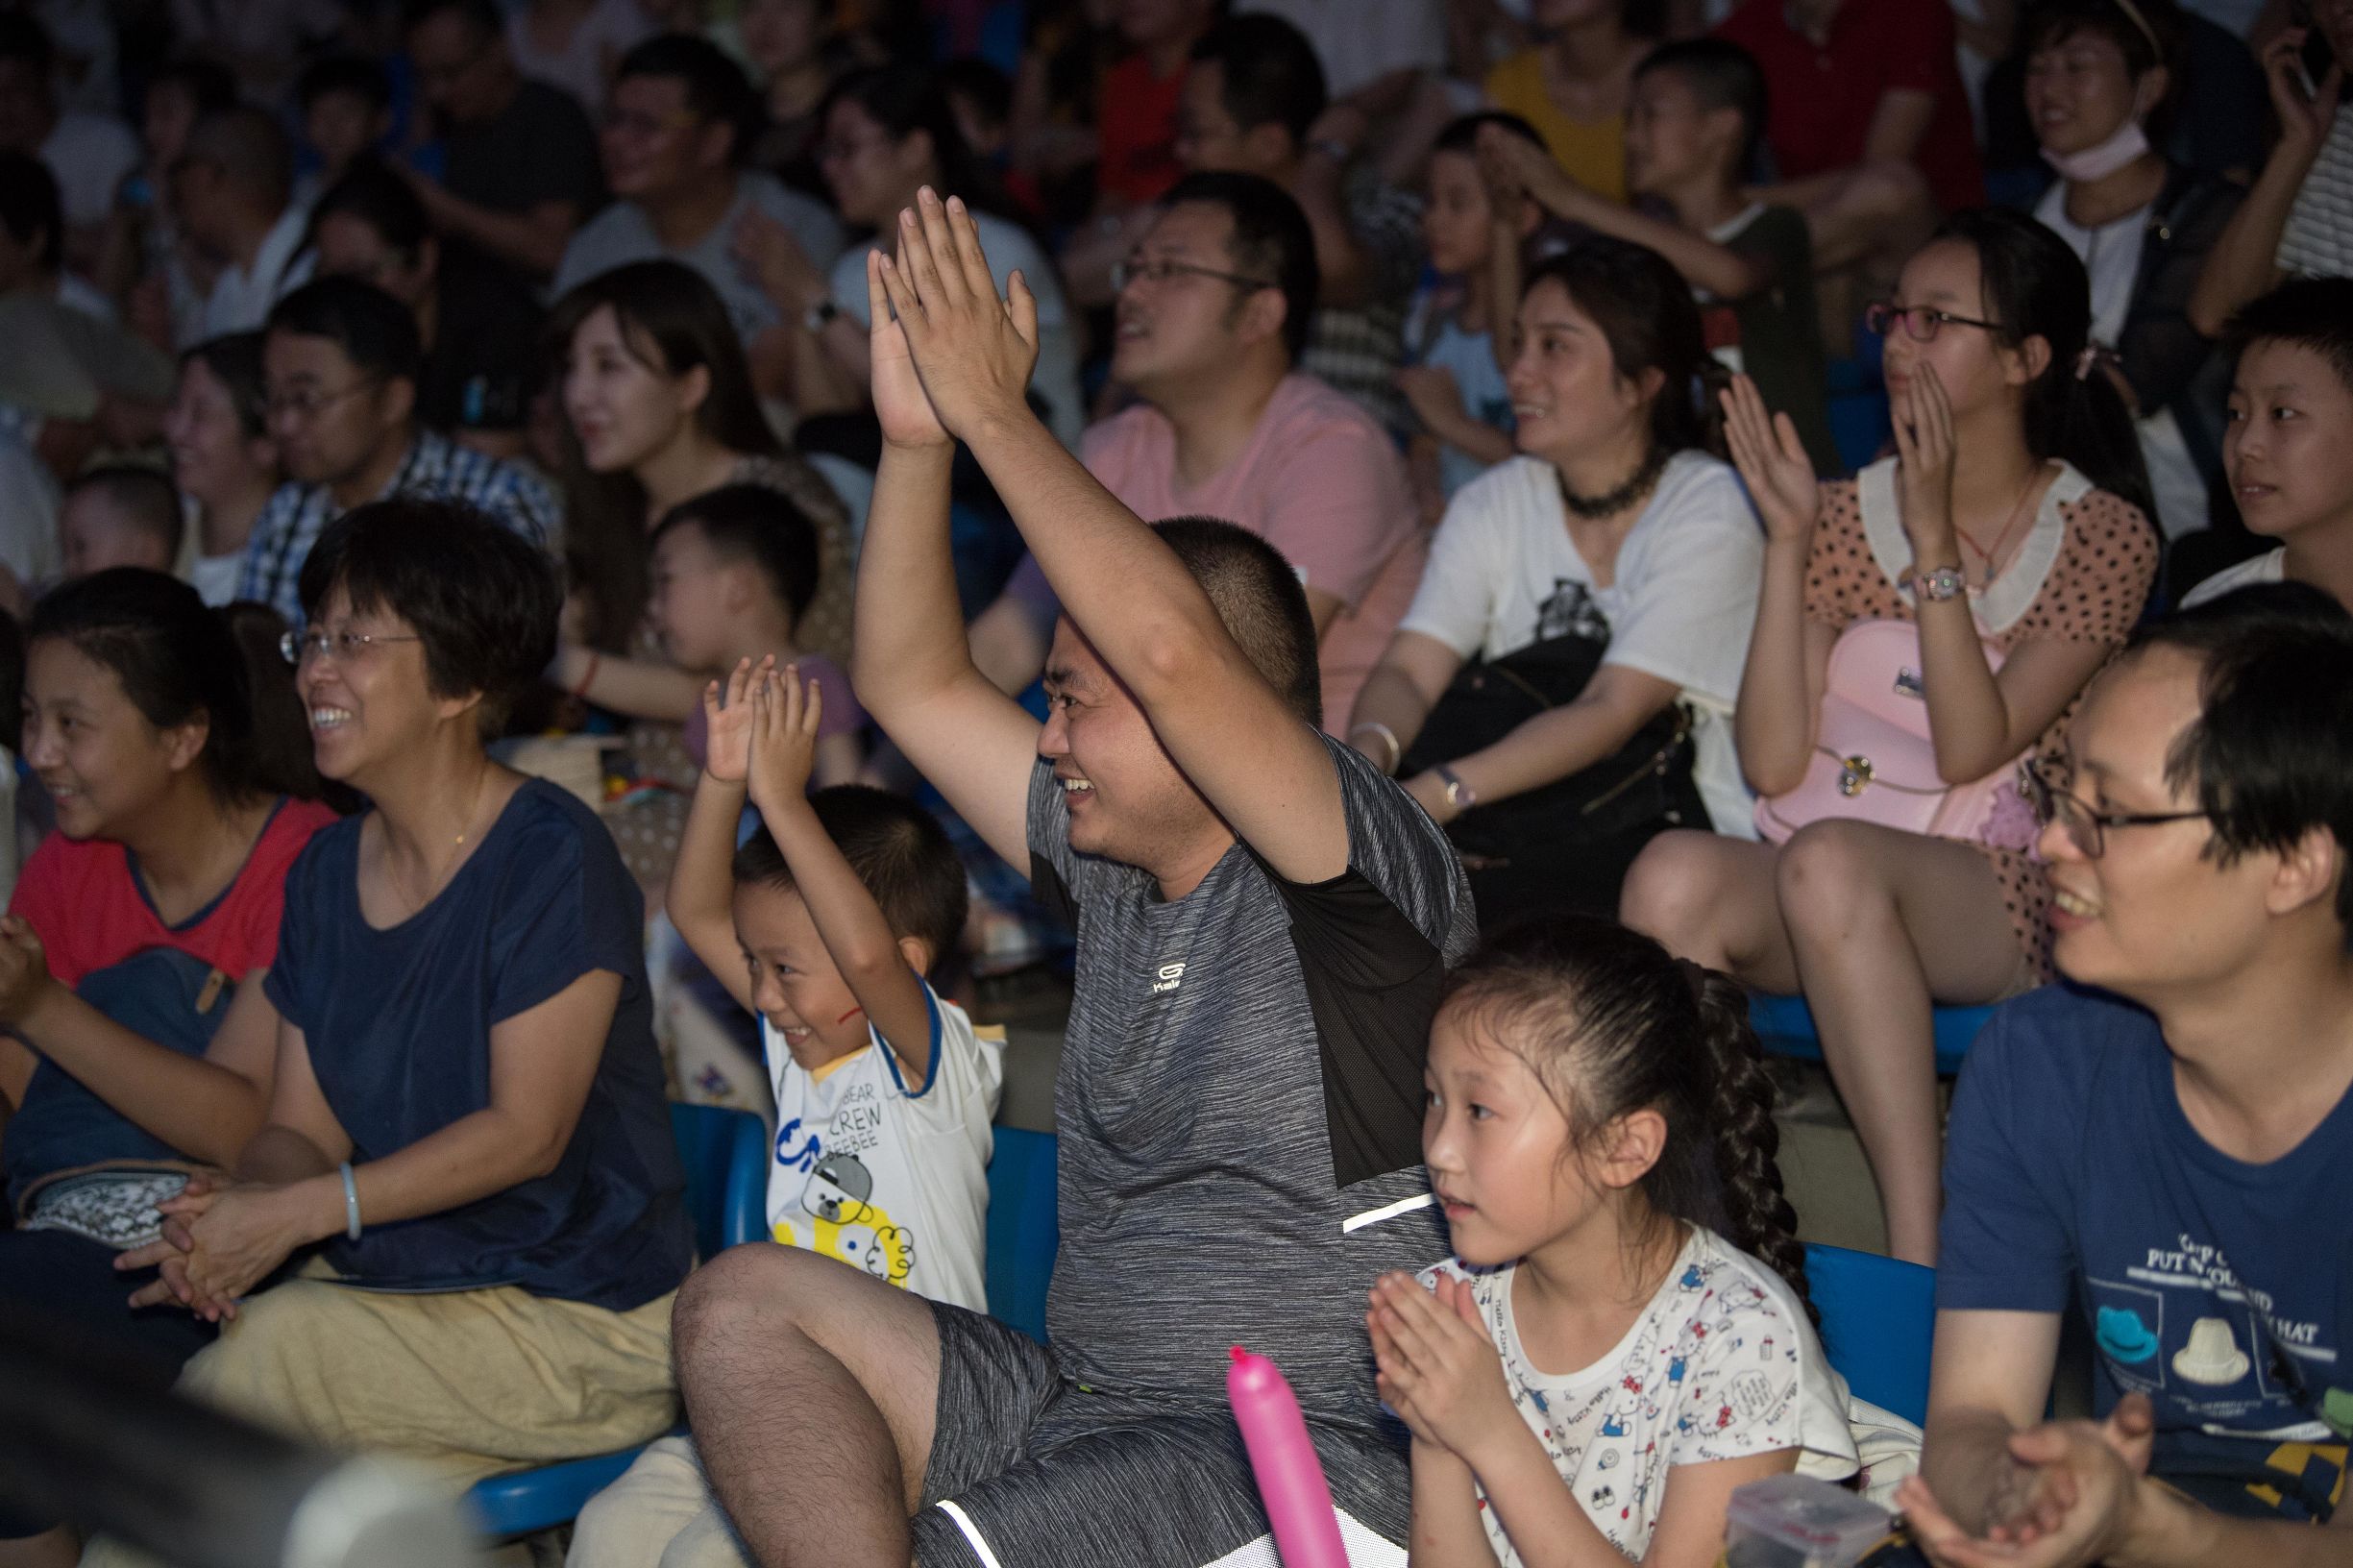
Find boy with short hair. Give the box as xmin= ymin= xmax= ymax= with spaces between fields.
xmin=2183 ymin=277 xmax=2353 ymax=613
xmin=59 ymin=464 xmax=180 ymax=578
xmin=569 ymin=660 xmax=1005 ymax=1567
xmin=1480 ymin=37 xmax=1839 ymax=476
xmin=647 ymin=481 xmax=865 ymax=786
xmin=1397 ymin=111 xmax=1541 ymax=509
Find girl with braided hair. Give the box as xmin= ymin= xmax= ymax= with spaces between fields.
xmin=1367 ymin=917 xmax=1858 ymax=1568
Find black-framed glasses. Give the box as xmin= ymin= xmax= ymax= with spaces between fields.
xmin=1110 ymin=256 xmax=1275 ymax=293
xmin=2022 ymin=760 xmax=2210 ymax=859
xmin=282 ymin=628 xmax=425 ymax=667
xmin=263 ymin=376 xmax=384 ymax=422
xmin=1865 ymin=302 xmax=2004 ymax=343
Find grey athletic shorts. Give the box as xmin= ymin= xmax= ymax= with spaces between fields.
xmin=910 ymin=1300 xmax=1411 ymax=1568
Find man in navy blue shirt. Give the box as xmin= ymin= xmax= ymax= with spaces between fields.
xmin=1903 ymin=582 xmax=2353 ymax=1567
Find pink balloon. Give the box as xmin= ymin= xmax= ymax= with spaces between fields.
xmin=1227 ymin=1345 xmax=1354 ymax=1568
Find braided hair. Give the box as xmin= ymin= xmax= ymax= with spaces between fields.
xmin=1436 ymin=918 xmax=1814 ymax=1322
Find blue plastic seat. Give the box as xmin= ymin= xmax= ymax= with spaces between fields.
xmin=465 ymin=1103 xmax=769 ymax=1539
xmin=1803 ymin=1243 xmax=1937 ymax=1426
xmin=985 ymin=1126 xmax=1061 ymax=1345
xmin=1749 ymin=992 xmax=1992 ymax=1078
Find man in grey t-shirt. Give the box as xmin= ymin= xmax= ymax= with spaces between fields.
xmin=662 ymin=198 xmax=1473 ymax=1568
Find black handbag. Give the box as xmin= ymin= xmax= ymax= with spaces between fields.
xmin=1401 ymin=632 xmax=1704 ymax=925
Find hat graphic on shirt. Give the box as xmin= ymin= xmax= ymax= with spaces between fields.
xmin=2172 ymin=1316 xmax=2252 ymax=1385
xmin=2096 ymin=1306 xmax=2160 ymax=1365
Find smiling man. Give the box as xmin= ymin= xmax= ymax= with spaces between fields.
xmin=654 ymin=191 xmax=1473 ymax=1568
xmin=1901 ymin=583 xmax=2353 ymax=1568
xmin=237 ymin=278 xmax=556 ymax=623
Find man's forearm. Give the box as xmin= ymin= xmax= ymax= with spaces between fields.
xmin=851 ymin=444 xmax=973 ymax=715
xmin=2120 ymin=1479 xmax=2353 ymax=1568
xmin=1921 ymin=1407 xmax=2033 ymax=1535
xmin=2188 ymin=141 xmax=2310 ymax=334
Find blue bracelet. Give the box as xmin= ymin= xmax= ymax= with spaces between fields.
xmin=339 ymin=1162 xmax=362 ymax=1241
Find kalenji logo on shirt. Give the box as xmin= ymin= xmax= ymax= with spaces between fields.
xmin=1151 ymin=962 xmax=1187 ymax=995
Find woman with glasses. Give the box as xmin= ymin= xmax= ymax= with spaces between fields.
xmin=0 ymin=569 xmax=329 ymax=1567
xmin=1623 ymin=208 xmax=2159 ymax=1266
xmin=85 ymin=502 xmax=691 ymax=1541
xmin=743 ymin=64 xmax=1084 ymax=444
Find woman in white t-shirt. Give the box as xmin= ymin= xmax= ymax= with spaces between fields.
xmin=1370 ymin=919 xmax=1857 ymax=1568
xmin=1347 ymin=238 xmax=1764 ymax=926
xmin=164 ymin=332 xmax=277 ymax=606
xmin=743 ymin=64 xmax=1085 ymax=447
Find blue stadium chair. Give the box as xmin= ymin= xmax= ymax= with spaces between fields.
xmin=464 ymin=1103 xmax=769 ymax=1539
xmin=985 ymin=1126 xmax=1061 ymax=1345
xmin=1749 ymin=992 xmax=1992 ymax=1078
xmin=1804 ymin=1243 xmax=1937 ymax=1426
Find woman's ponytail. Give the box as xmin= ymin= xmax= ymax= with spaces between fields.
xmin=1688 ymin=965 xmax=1815 ymax=1323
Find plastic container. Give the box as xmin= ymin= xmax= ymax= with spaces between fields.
xmin=1721 ymin=1474 xmax=1894 ymax=1568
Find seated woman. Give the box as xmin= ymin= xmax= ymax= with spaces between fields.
xmin=1347 ymin=235 xmax=1765 ymax=927
xmin=743 ymin=62 xmax=1083 ymax=445
xmin=0 ymin=572 xmax=329 ymax=1568
xmin=544 ymin=259 xmax=853 ymax=894
xmin=165 ymin=334 xmax=279 ymax=605
xmin=103 ymin=501 xmax=692 ymax=1504
xmin=2023 ymin=0 xmax=2243 ymax=544
xmin=1621 ymin=210 xmax=2160 ymax=1266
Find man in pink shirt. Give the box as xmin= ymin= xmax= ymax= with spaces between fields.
xmin=971 ymin=171 xmax=1423 ymax=735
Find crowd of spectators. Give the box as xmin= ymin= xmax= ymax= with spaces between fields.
xmin=0 ymin=1 xmax=2346 ymax=1566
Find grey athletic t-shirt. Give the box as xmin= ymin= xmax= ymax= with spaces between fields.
xmin=1028 ymin=733 xmax=1476 ymax=1433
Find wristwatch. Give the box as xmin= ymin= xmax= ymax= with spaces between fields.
xmin=1910 ymin=566 xmax=1969 ymax=602
xmin=802 ymin=298 xmax=840 ymax=333
xmin=1436 ymin=765 xmax=1478 ymax=811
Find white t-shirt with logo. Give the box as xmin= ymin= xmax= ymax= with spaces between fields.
xmin=1397 ymin=452 xmax=1766 ymax=837
xmin=765 ymin=981 xmax=1004 ymax=1312
xmin=1424 ymin=1226 xmax=1859 ymax=1567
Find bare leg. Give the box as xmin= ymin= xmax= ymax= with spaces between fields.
xmin=1775 ymin=822 xmax=2032 ymax=1265
xmin=675 ymin=1245 xmax=944 ymax=1568
xmin=0 ymin=1530 xmax=79 ymax=1568
xmin=1621 ymin=831 xmax=1803 ymax=993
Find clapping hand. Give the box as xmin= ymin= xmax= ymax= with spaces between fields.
xmin=0 ymin=915 xmax=58 ymax=1028
xmin=1891 ymin=362 xmax=1959 ymax=562
xmin=702 ymin=656 xmax=775 ymax=785
xmin=1898 ymin=1395 xmax=2158 ymax=1568
xmin=866 ymin=250 xmax=949 ymax=452
xmin=746 ymin=666 xmax=824 ymax=818
xmin=1367 ymin=1270 xmax=1515 ymax=1459
xmin=1722 ymin=374 xmax=1820 ymax=546
xmin=872 ymin=188 xmax=1041 ymax=443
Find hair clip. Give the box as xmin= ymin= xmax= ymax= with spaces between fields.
xmin=2073 ymin=344 xmax=2100 ymax=382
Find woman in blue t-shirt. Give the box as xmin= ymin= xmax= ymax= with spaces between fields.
xmin=115 ymin=499 xmax=693 ymax=1488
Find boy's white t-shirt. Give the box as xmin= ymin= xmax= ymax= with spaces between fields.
xmin=1424 ymin=1226 xmax=1858 ymax=1567
xmin=1397 ymin=452 xmax=1766 ymax=837
xmin=765 ymin=981 xmax=1006 ymax=1313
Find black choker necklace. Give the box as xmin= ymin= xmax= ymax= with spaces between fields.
xmin=1556 ymin=448 xmax=1668 ymax=520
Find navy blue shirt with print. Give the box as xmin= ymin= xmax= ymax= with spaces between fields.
xmin=265 ymin=780 xmax=691 ymax=1310
xmin=1940 ymin=985 xmax=2353 ymax=1452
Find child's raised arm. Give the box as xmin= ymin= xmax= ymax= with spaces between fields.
xmin=667 ymin=658 xmax=769 ymax=1015
xmin=746 ymin=668 xmax=936 ymax=1090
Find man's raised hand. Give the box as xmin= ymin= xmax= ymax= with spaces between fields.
xmin=867 ymin=249 xmax=950 ymax=452
xmin=873 ymin=187 xmax=1041 ymax=443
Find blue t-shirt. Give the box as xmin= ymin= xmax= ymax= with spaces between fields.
xmin=1939 ymin=985 xmax=2352 ymax=1445
xmin=264 ymin=779 xmax=691 ymax=1311
xmin=1407 ymin=285 xmax=1515 ymax=500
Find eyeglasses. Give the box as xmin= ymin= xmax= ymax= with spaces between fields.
xmin=281 ymin=627 xmax=424 ymax=667
xmin=2022 ymin=760 xmax=2210 ymax=859
xmin=1110 ymin=256 xmax=1275 ymax=294
xmin=1865 ymin=303 xmax=2004 ymax=343
xmin=264 ymin=377 xmax=383 ymax=422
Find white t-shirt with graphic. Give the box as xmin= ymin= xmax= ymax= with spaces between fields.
xmin=1424 ymin=1226 xmax=1859 ymax=1567
xmin=1397 ymin=452 xmax=1766 ymax=837
xmin=765 ymin=981 xmax=1005 ymax=1313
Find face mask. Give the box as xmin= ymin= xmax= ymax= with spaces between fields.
xmin=2043 ymin=116 xmax=2150 ymax=183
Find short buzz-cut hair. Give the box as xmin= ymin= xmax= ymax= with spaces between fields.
xmin=267 ymin=275 xmax=425 ymax=388
xmin=2130 ymin=581 xmax=2353 ymax=940
xmin=614 ymin=33 xmax=756 ymax=159
xmin=1156 ymin=170 xmax=1318 ymax=364
xmin=1151 ymin=515 xmax=1322 ymax=729
xmin=650 ymin=482 xmax=821 ymax=624
xmin=732 ymin=786 xmax=968 ymax=967
xmin=184 ymin=105 xmax=295 ymax=211
xmin=2225 ymin=276 xmax=2353 ymax=399
xmin=1633 ymin=38 xmax=1771 ymax=179
xmin=297 ymin=497 xmax=560 ymax=735
xmin=1189 ymin=13 xmax=1327 ymax=143
xmin=65 ymin=465 xmax=184 ymax=559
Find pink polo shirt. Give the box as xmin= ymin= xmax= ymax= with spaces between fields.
xmin=1080 ymin=374 xmax=1425 ymax=735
